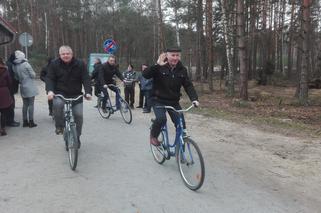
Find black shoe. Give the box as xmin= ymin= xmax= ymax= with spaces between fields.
xmin=136 ymin=105 xmax=143 ymax=108
xmin=49 ymin=111 xmax=53 ymax=116
xmin=130 ymin=105 xmax=134 ymax=109
xmin=55 ymin=127 xmax=64 ymax=135
xmin=29 ymin=120 xmax=37 ymax=128
xmin=6 ymin=121 xmax=20 ymax=127
xmin=93 ymin=105 xmax=98 ymax=108
xmin=23 ymin=120 xmax=29 ymax=127
xmin=143 ymin=110 xmax=151 ymax=113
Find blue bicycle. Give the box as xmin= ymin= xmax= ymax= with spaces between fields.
xmin=150 ymin=104 xmax=205 ymax=190
xmin=97 ymin=84 xmax=132 ymax=124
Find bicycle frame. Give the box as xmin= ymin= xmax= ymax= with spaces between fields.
xmin=101 ymin=84 xmax=121 ymax=111
xmin=160 ymin=105 xmax=194 ymax=159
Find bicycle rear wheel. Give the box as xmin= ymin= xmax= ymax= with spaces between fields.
xmin=98 ymin=97 xmax=111 ymax=119
xmin=119 ymin=98 xmax=132 ymax=124
xmin=176 ymin=138 xmax=205 ymax=191
xmin=67 ymin=125 xmax=79 ymax=171
xmin=150 ymin=131 xmax=166 ymax=164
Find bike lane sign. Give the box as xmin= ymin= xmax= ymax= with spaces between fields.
xmin=103 ymin=39 xmax=117 ymax=54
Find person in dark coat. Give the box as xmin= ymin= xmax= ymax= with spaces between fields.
xmin=98 ymin=55 xmax=124 ymax=110
xmin=5 ymin=53 xmax=20 ymax=127
xmin=138 ymin=64 xmax=153 ymax=113
xmin=40 ymin=57 xmax=54 ymax=116
xmin=46 ymin=45 xmax=92 ymax=148
xmin=0 ymin=58 xmax=13 ymax=136
xmin=142 ymin=48 xmax=200 ymax=146
xmin=91 ymin=58 xmax=102 ymax=107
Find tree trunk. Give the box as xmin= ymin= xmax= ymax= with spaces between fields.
xmin=221 ymin=0 xmax=235 ymax=96
xmin=287 ymin=0 xmax=296 ymax=79
xmin=206 ymin=0 xmax=213 ymax=91
xmin=298 ymin=0 xmax=311 ymax=105
xmin=237 ymin=0 xmax=248 ymax=100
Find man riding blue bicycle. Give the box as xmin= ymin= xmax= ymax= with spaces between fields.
xmin=143 ymin=47 xmax=199 ymax=146
xmin=46 ymin=45 xmax=92 ymax=148
xmin=98 ymin=55 xmax=124 ymax=111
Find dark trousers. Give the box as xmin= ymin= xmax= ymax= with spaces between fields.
xmin=142 ymin=90 xmax=152 ymax=110
xmin=6 ymin=95 xmax=15 ymax=124
xmin=124 ymin=86 xmax=135 ymax=106
xmin=0 ymin=107 xmax=10 ymax=128
xmin=48 ymin=100 xmax=53 ymax=114
xmin=150 ymin=101 xmax=186 ymax=138
xmin=138 ymin=85 xmax=143 ymax=107
xmin=101 ymin=86 xmax=119 ymax=109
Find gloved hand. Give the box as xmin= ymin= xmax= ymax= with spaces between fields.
xmin=48 ymin=91 xmax=55 ymax=100
xmin=192 ymin=100 xmax=200 ymax=107
xmin=85 ymin=94 xmax=92 ymax=100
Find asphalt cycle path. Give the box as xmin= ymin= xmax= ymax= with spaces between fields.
xmin=0 ymin=81 xmax=320 ymax=213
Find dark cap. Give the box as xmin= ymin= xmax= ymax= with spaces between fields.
xmin=165 ymin=47 xmax=181 ymax=53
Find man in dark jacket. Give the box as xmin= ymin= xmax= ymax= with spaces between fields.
xmin=143 ymin=48 xmax=199 ymax=146
xmin=40 ymin=57 xmax=54 ymax=116
xmin=47 ymin=45 xmax=92 ymax=147
xmin=98 ymin=55 xmax=124 ymax=110
xmin=5 ymin=53 xmax=20 ymax=127
xmin=91 ymin=58 xmax=102 ymax=107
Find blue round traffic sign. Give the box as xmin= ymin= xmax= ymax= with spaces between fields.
xmin=103 ymin=39 xmax=117 ymax=54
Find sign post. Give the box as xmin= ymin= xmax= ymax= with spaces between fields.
xmin=18 ymin=32 xmax=33 ymax=59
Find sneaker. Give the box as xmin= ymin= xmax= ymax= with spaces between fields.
xmin=55 ymin=127 xmax=64 ymax=135
xmin=150 ymin=137 xmax=160 ymax=146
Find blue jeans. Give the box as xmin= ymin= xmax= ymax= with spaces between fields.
xmin=150 ymin=101 xmax=186 ymax=138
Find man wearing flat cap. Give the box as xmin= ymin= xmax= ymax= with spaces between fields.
xmin=143 ymin=48 xmax=200 ymax=146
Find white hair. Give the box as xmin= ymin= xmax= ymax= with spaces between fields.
xmin=59 ymin=45 xmax=73 ymax=54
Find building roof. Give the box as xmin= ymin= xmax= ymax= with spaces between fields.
xmin=0 ymin=16 xmax=17 ymax=46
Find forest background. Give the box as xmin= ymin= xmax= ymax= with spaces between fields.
xmin=1 ymin=0 xmax=321 ymax=136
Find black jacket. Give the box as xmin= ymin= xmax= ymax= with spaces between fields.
xmin=46 ymin=57 xmax=92 ymax=98
xmin=143 ymin=61 xmax=198 ymax=105
xmin=91 ymin=63 xmax=102 ymax=85
xmin=98 ymin=62 xmax=124 ymax=86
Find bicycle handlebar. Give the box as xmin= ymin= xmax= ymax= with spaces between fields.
xmin=55 ymin=94 xmax=83 ymax=102
xmin=157 ymin=104 xmax=196 ymax=113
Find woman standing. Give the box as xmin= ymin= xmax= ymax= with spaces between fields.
xmin=13 ymin=50 xmax=39 ymax=127
xmin=0 ymin=58 xmax=13 ymax=135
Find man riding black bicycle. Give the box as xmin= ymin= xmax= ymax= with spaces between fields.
xmin=98 ymin=55 xmax=124 ymax=110
xmin=46 ymin=45 xmax=92 ymax=148
xmin=142 ymin=47 xmax=199 ymax=146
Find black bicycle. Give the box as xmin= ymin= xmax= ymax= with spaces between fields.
xmin=97 ymin=84 xmax=132 ymax=124
xmin=55 ymin=94 xmax=82 ymax=171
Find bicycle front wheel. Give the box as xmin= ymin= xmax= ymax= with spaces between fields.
xmin=150 ymin=131 xmax=166 ymax=164
xmin=176 ymin=138 xmax=205 ymax=191
xmin=68 ymin=125 xmax=79 ymax=171
xmin=97 ymin=97 xmax=111 ymax=119
xmin=119 ymin=98 xmax=132 ymax=124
